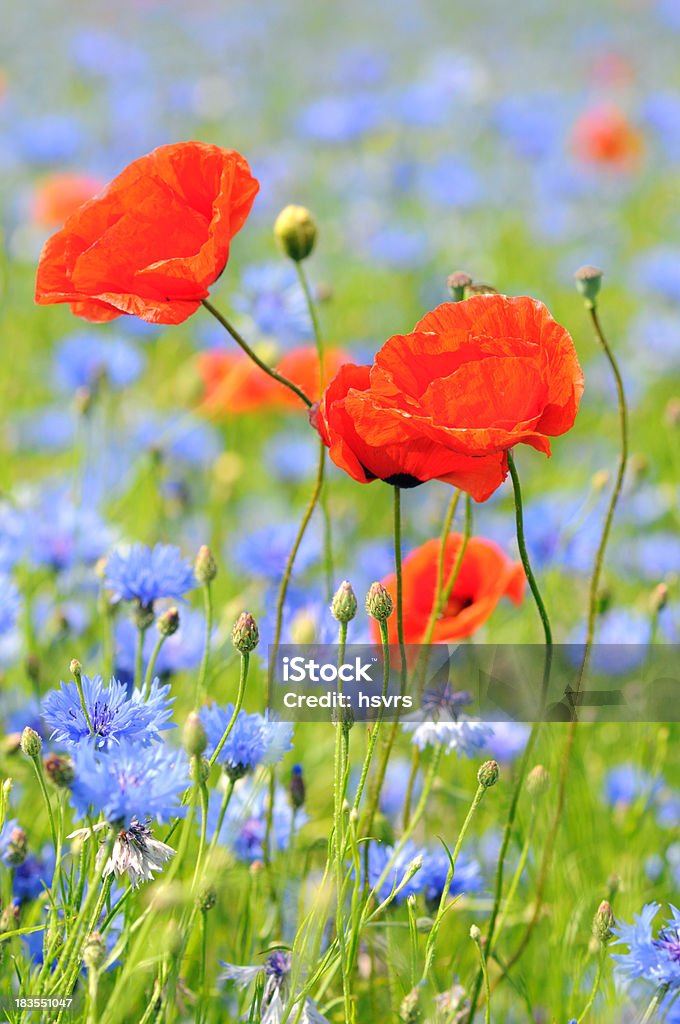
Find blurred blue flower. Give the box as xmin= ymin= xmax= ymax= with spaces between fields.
xmin=53 ymin=333 xmax=144 ymax=392
xmin=70 ymin=740 xmax=187 ymax=826
xmin=0 ymin=576 xmax=21 ymax=636
xmin=295 ymin=93 xmax=384 ymax=143
xmin=568 ymin=610 xmax=651 ymax=674
xmin=42 ymin=675 xmax=174 ymax=750
xmin=209 ymin=777 xmax=305 ymax=861
xmin=131 ymin=414 xmax=221 ymax=469
xmin=105 ymin=543 xmax=196 ymax=607
xmin=418 ymin=158 xmax=482 ymax=209
xmin=377 ymin=756 xmax=422 ymax=818
xmin=363 ymin=224 xmax=429 ymax=269
xmin=419 ymin=847 xmax=483 ymax=904
xmin=492 ymin=94 xmax=567 ymax=160
xmin=604 ymin=765 xmax=660 ymax=808
xmin=15 ymin=115 xmax=84 ymax=164
xmin=115 ymin=607 xmax=208 ymax=681
xmin=263 ymin=430 xmax=318 ymax=482
xmin=483 ymin=721 xmax=530 ymax=762
xmin=231 ymin=521 xmax=321 ymax=580
xmin=630 ymin=247 xmax=680 ymax=305
xmin=619 ymin=532 xmax=680 ymax=580
xmin=232 ymin=263 xmax=313 ymax=345
xmin=10 ymin=408 xmax=76 ymax=453
xmin=363 ymin=840 xmax=423 ymax=904
xmin=13 ymin=848 xmax=55 ymax=904
xmin=258 ymin=585 xmax=337 ymax=650
xmin=642 ymin=92 xmax=680 ymax=161
xmin=27 ymin=487 xmax=112 ymax=571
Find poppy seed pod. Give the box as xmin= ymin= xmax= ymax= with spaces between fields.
xmin=574 ymin=265 xmax=604 ymax=307
xmin=447 ymin=271 xmax=473 ymax=302
xmin=274 ymin=205 xmax=317 ymax=262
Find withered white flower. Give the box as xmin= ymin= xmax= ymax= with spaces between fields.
xmin=68 ymin=817 xmax=175 ymax=888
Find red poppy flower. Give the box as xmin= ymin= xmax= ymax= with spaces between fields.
xmin=31 ymin=174 xmax=104 ymax=227
xmin=370 ymin=534 xmax=525 ymax=646
xmin=312 ymin=294 xmax=583 ymax=502
xmin=198 ymin=346 xmax=348 ymax=414
xmin=571 ymin=104 xmax=643 ymax=168
xmin=35 ymin=142 xmax=259 ymax=325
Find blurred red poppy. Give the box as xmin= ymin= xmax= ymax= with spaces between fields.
xmin=312 ymin=294 xmax=583 ymax=502
xmin=32 ymin=174 xmax=104 ymax=227
xmin=571 ymin=104 xmax=643 ymax=168
xmin=199 ymin=346 xmax=348 ymax=414
xmin=371 ymin=534 xmax=525 ymax=646
xmin=35 ymin=142 xmax=259 ymax=325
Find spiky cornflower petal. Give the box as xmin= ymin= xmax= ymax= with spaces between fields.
xmin=105 ymin=543 xmax=196 ymax=606
xmin=41 ymin=674 xmax=174 ymax=749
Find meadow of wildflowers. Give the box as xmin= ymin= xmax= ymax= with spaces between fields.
xmin=0 ymin=1 xmax=679 ymax=1021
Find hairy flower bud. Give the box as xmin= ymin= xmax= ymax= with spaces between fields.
xmin=157 ymin=606 xmax=180 ymax=637
xmin=196 ymin=886 xmax=217 ymax=913
xmin=5 ymin=826 xmax=27 ymax=866
xmin=526 ymin=764 xmax=549 ymax=799
xmin=194 ymin=544 xmax=218 ymax=584
xmin=274 ymin=205 xmax=317 ymax=262
xmin=231 ymin=612 xmax=259 ymax=654
xmin=331 ymin=581 xmax=358 ymax=624
xmin=183 ymin=712 xmax=208 ymax=757
xmin=574 ymin=265 xmax=603 ymax=307
xmin=20 ymin=727 xmax=42 ymax=759
xmin=447 ymin=270 xmax=473 ymax=302
xmin=365 ymin=582 xmax=394 ymax=623
xmin=289 ymin=764 xmax=306 ymax=811
xmin=477 ymin=759 xmax=500 ymax=789
xmin=469 ymin=923 xmax=482 ymax=943
xmin=44 ymin=753 xmax=75 ymax=789
xmin=592 ymin=900 xmax=614 ymax=944
xmin=83 ymin=931 xmax=106 ymax=971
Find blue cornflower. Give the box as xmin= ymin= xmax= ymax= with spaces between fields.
xmin=42 ymin=675 xmax=173 ymax=749
xmin=131 ymin=414 xmax=220 ymax=469
xmin=70 ymin=739 xmax=187 ymax=826
xmin=294 ymin=92 xmax=384 ymax=143
xmin=483 ymin=721 xmax=530 ymax=762
xmin=0 ymin=575 xmax=21 ymax=636
xmin=611 ymin=903 xmax=680 ymax=992
xmin=419 ymin=847 xmax=484 ymax=904
xmin=231 ymin=263 xmax=313 ymax=345
xmin=13 ymin=847 xmax=55 ymax=904
xmin=53 ymin=332 xmax=144 ymax=393
xmin=105 ymin=543 xmax=196 ymax=608
xmin=567 ymin=610 xmax=651 ymax=674
xmin=604 ymin=765 xmax=660 ymax=809
xmin=200 ymin=705 xmax=292 ymax=779
xmin=630 ymin=247 xmax=680 ymax=305
xmin=10 ymin=408 xmax=76 ymax=453
xmin=263 ymin=430 xmax=319 ymax=483
xmin=377 ymin=757 xmax=422 ymax=818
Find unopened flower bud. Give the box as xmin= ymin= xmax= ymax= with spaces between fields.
xmin=44 ymin=753 xmax=75 ymax=789
xmin=650 ymin=583 xmax=669 ymax=614
xmin=399 ymin=987 xmax=421 ymax=1023
xmin=477 ymin=759 xmax=500 ymax=789
xmin=157 ymin=606 xmax=180 ymax=637
xmin=289 ymin=764 xmax=306 ymax=811
xmin=133 ymin=601 xmax=155 ymax=632
xmin=183 ymin=712 xmax=208 ymax=757
xmin=190 ymin=756 xmax=210 ymax=785
xmin=0 ymin=903 xmax=20 ymax=934
xmin=331 ymin=581 xmax=358 ymax=624
xmin=274 ymin=205 xmax=317 ymax=262
xmin=196 ymin=886 xmax=217 ymax=913
xmin=592 ymin=900 xmax=614 ymax=944
xmin=526 ymin=764 xmax=549 ymax=799
xmin=447 ymin=271 xmax=473 ymax=302
xmin=83 ymin=931 xmax=106 ymax=970
xmin=469 ymin=924 xmax=482 ymax=943
xmin=5 ymin=826 xmax=27 ymax=866
xmin=231 ymin=612 xmax=259 ymax=654
xmin=69 ymin=658 xmax=82 ymax=680
xmin=365 ymin=582 xmax=393 ymax=623
xmin=290 ymin=610 xmax=317 ymax=645
xmin=20 ymin=727 xmax=42 ymax=759
xmin=194 ymin=545 xmax=218 ymax=584
xmin=574 ymin=265 xmax=603 ymax=307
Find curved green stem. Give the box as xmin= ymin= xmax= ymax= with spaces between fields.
xmin=201 ymin=298 xmax=312 ymax=408
xmin=209 ymin=653 xmax=249 ymax=768
xmin=195 ymin=581 xmax=214 ymax=707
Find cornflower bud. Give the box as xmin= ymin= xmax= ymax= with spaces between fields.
xmin=526 ymin=764 xmax=549 ymax=799
xmin=592 ymin=900 xmax=614 ymax=944
xmin=365 ymin=582 xmax=394 ymax=623
xmin=183 ymin=712 xmax=208 ymax=757
xmin=44 ymin=753 xmax=75 ymax=789
xmin=195 ymin=544 xmax=218 ymax=584
xmin=331 ymin=581 xmax=358 ymax=624
xmin=20 ymin=727 xmax=42 ymax=759
xmin=83 ymin=931 xmax=106 ymax=970
xmin=289 ymin=764 xmax=306 ymax=811
xmin=477 ymin=760 xmax=500 ymax=788
xmin=157 ymin=606 xmax=180 ymax=637
xmin=231 ymin=612 xmax=259 ymax=654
